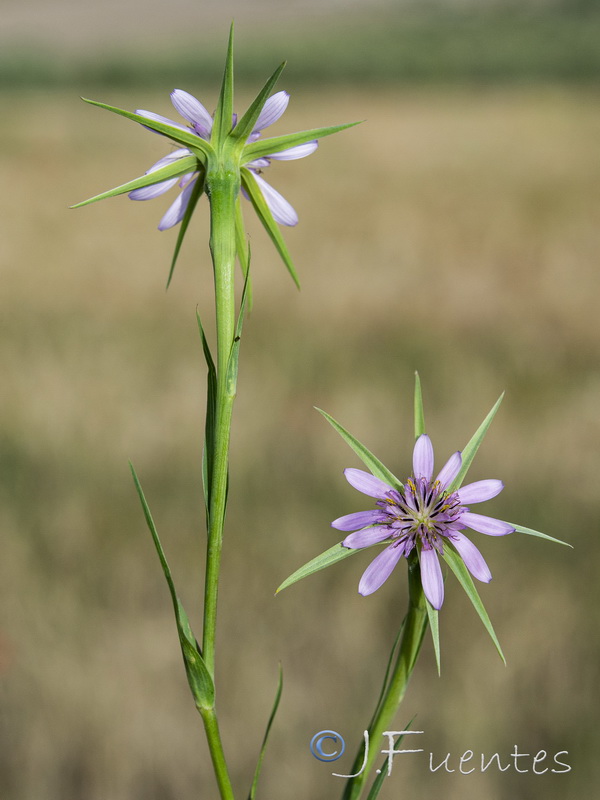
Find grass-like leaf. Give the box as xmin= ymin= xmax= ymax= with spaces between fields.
xmin=316 ymin=408 xmax=404 ymax=492
xmin=197 ymin=312 xmax=217 ymax=519
xmin=80 ymin=99 xmax=213 ymax=161
xmin=512 ymin=523 xmax=572 ymax=547
xmin=365 ymin=722 xmax=416 ymax=800
xmin=240 ymin=167 xmax=300 ymax=287
xmin=368 ymin=622 xmax=405 ymax=729
xmin=242 ymin=121 xmax=361 ymax=161
xmin=232 ymin=62 xmax=286 ymax=144
xmin=448 ymin=392 xmax=504 ymax=492
xmin=247 ymin=664 xmax=283 ymax=800
xmin=413 ymin=372 xmax=425 ymax=439
xmin=226 ymin=263 xmax=251 ymax=395
xmin=276 ymin=542 xmax=362 ymax=593
xmin=441 ymin=545 xmax=505 ymax=663
xmin=130 ymin=462 xmax=215 ymax=708
xmin=166 ymin=171 xmax=205 ymax=289
xmin=425 ymin=597 xmax=441 ymax=675
xmin=211 ymin=23 xmax=235 ymax=146
xmin=234 ymin=198 xmax=253 ymax=310
xmin=71 ymin=155 xmax=197 ymax=209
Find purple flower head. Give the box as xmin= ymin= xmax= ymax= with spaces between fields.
xmin=129 ymin=89 xmax=318 ymax=230
xmin=333 ymin=434 xmax=514 ymax=610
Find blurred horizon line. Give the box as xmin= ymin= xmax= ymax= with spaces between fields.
xmin=1 ymin=5 xmax=600 ymax=92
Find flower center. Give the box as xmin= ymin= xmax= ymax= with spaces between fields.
xmin=378 ymin=477 xmax=463 ymax=555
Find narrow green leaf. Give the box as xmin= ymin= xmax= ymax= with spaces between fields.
xmin=129 ymin=462 xmax=215 ymax=707
xmin=212 ymin=23 xmax=235 ymax=146
xmin=425 ymin=598 xmax=441 ymax=676
xmin=365 ymin=722 xmax=415 ymax=800
xmin=130 ymin=461 xmax=178 ymax=603
xmin=197 ymin=312 xmax=217 ymax=517
xmin=71 ymin=156 xmax=198 ymax=209
xmin=512 ymin=523 xmax=572 ymax=548
xmin=248 ymin=664 xmax=284 ymax=800
xmin=80 ymin=99 xmax=213 ymax=161
xmin=368 ymin=622 xmax=405 ymax=729
xmin=179 ymin=633 xmax=216 ymax=711
xmin=234 ymin=198 xmax=253 ymax=311
xmin=276 ymin=542 xmax=362 ymax=593
xmin=242 ymin=121 xmax=361 ymax=161
xmin=225 ymin=263 xmax=251 ymax=396
xmin=448 ymin=393 xmax=504 ymax=492
xmin=166 ymin=171 xmax=206 ymax=289
xmin=241 ymin=168 xmax=300 ymax=287
xmin=232 ymin=62 xmax=286 ymax=144
xmin=413 ymin=372 xmax=425 ymax=439
xmin=441 ymin=545 xmax=505 ymax=663
xmin=316 ymin=408 xmax=404 ymax=492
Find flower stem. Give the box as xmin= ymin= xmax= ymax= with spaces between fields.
xmin=198 ymin=162 xmax=240 ymax=799
xmin=202 ymin=164 xmax=239 ymax=676
xmin=342 ymin=559 xmax=429 ymax=800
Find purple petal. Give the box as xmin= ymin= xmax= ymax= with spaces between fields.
xmin=147 ymin=148 xmax=192 ymax=172
xmin=136 ymin=109 xmax=188 ymax=132
xmin=129 ymin=178 xmax=179 ymax=201
xmin=344 ymin=468 xmax=393 ymax=500
xmin=250 ymin=172 xmax=298 ymax=226
xmin=419 ymin=547 xmax=444 ymax=609
xmin=358 ymin=543 xmax=405 ymax=596
xmin=343 ymin=527 xmax=392 ymax=549
xmin=158 ymin=178 xmax=197 ymax=230
xmin=457 ymin=479 xmax=504 ymax=505
xmin=268 ymin=141 xmax=319 ymax=161
xmin=435 ymin=451 xmax=462 ymax=490
xmin=332 ymin=510 xmax=385 ymax=531
xmin=128 ymin=150 xmax=192 ymax=201
xmin=461 ymin=512 xmax=514 ymax=537
xmin=178 ymin=172 xmax=195 ymax=188
xmin=245 ymin=157 xmax=271 ymax=169
xmin=413 ymin=434 xmax=434 ymax=481
xmin=449 ymin=532 xmax=492 ymax=582
xmin=253 ymin=91 xmax=289 ymax=132
xmin=170 ymin=90 xmax=213 ymax=137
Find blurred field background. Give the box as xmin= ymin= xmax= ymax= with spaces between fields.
xmin=1 ymin=1 xmax=599 ymax=799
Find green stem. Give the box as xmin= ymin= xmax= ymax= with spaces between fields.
xmin=342 ymin=560 xmax=429 ymax=800
xmin=199 ymin=707 xmax=236 ymax=800
xmin=202 ymin=164 xmax=239 ymax=675
xmin=198 ymin=162 xmax=240 ymax=800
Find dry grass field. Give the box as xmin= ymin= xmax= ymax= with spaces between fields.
xmin=1 ymin=85 xmax=599 ymax=799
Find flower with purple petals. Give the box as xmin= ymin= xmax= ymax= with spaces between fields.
xmin=128 ymin=89 xmax=317 ymax=230
xmin=332 ymin=434 xmax=514 ymax=609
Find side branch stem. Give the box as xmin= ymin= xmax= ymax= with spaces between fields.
xmin=342 ymin=560 xmax=429 ymax=800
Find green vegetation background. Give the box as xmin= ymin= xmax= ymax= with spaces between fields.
xmin=1 ymin=4 xmax=598 ymax=799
